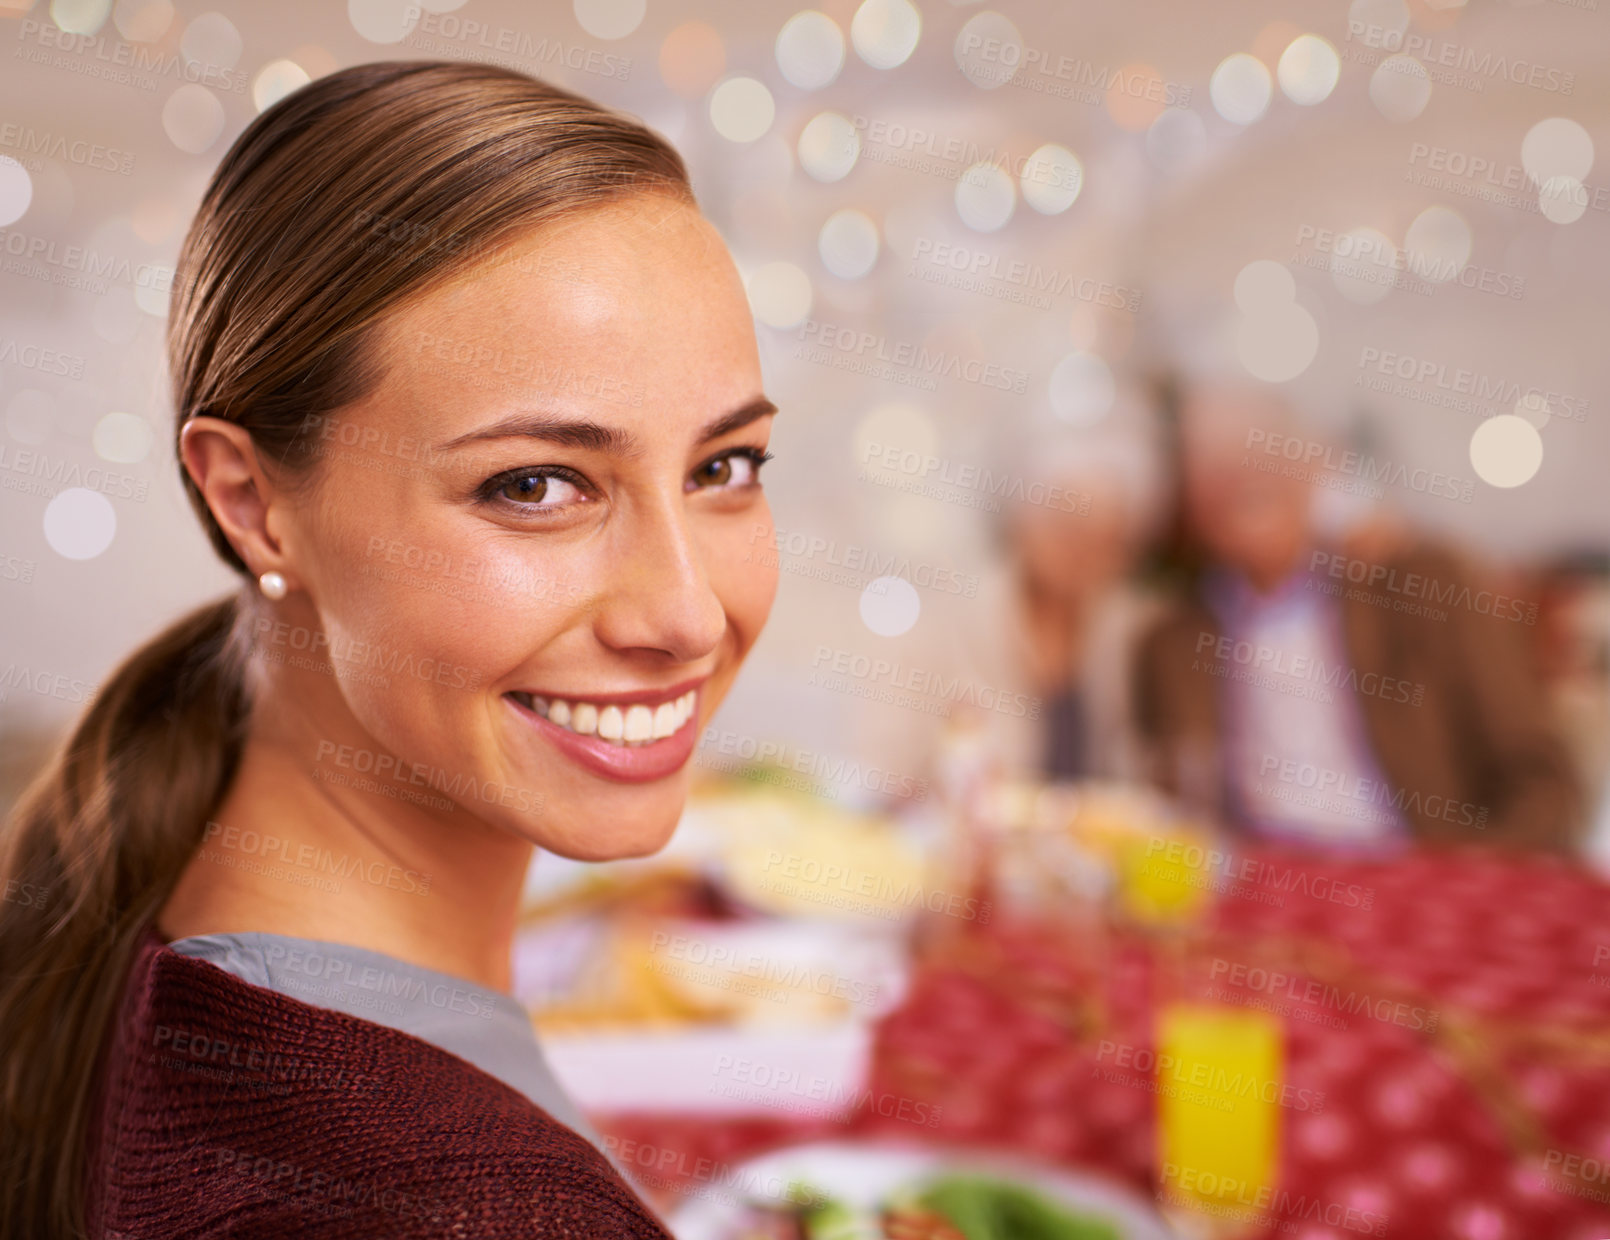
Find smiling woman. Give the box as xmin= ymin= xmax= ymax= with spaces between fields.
xmin=0 ymin=61 xmax=778 ymax=1240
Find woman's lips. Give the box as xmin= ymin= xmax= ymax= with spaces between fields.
xmin=502 ymin=689 xmax=700 ymax=784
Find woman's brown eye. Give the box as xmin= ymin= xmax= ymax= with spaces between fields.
xmin=698 ymin=458 xmax=733 ymax=486
xmin=499 ymin=475 xmax=548 ymax=503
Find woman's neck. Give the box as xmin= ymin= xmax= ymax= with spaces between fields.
xmin=158 ymin=719 xmax=534 ymax=994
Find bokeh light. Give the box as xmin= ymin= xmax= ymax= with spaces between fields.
xmin=1049 ymin=352 xmax=1116 ymax=425
xmin=1210 ymin=54 xmax=1272 ymax=126
xmin=1019 ymin=144 xmax=1083 ymax=215
xmin=797 ymin=111 xmax=860 ymax=182
xmin=1370 ymin=56 xmax=1432 ymax=122
xmin=1234 ymin=259 xmax=1296 ymax=313
xmin=955 ymin=11 xmax=1022 ymax=90
xmin=50 ymin=0 xmax=109 ymax=34
xmin=92 ymin=412 xmax=154 ymax=464
xmin=851 ymin=0 xmax=921 ymax=70
xmin=1521 ymin=118 xmax=1595 ymax=185
xmin=43 ymin=488 xmax=117 ymax=561
xmin=180 ymin=12 xmax=242 ymax=71
xmin=776 ymin=10 xmax=845 ymax=90
xmin=709 ymin=77 xmax=776 ymax=144
xmin=1237 ymin=304 xmax=1319 ymax=381
xmin=1277 ymin=35 xmax=1340 ymax=105
xmin=573 ymin=0 xmax=645 ymax=40
xmin=746 ymin=261 xmax=813 ymax=328
xmin=161 ymin=85 xmax=226 ymax=155
xmin=347 ymin=0 xmax=418 ymax=44
xmin=254 ymin=59 xmax=311 ymax=112
xmin=819 ymin=209 xmax=880 ymax=280
xmin=1470 ymin=415 xmax=1543 ymax=488
xmin=660 ymin=23 xmax=726 ymax=98
xmin=860 ymin=575 xmax=921 ymax=636
xmin=112 ymin=0 xmax=172 ymax=41
xmin=1330 ymin=227 xmax=1398 ymax=304
xmin=1403 ymin=206 xmax=1471 ymax=282
xmin=0 ymin=157 xmax=33 ymax=227
xmin=955 ymin=162 xmax=1015 ymax=232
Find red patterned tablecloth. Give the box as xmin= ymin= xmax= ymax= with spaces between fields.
xmin=599 ymin=847 xmax=1610 ymax=1239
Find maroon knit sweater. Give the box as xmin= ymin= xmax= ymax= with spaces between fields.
xmin=83 ymin=927 xmax=673 ymax=1238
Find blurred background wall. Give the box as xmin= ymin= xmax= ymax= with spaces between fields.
xmin=3 ymin=0 xmax=1608 ymax=830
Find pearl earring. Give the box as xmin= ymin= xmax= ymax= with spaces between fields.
xmin=258 ymin=571 xmax=288 ymax=601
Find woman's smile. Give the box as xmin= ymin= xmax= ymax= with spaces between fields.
xmin=503 ymin=678 xmax=706 ymax=783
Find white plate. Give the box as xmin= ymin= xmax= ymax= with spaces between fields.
xmin=666 ymin=1138 xmax=1179 ymax=1239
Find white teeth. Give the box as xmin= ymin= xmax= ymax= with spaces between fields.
xmin=624 ymin=704 xmax=654 ymax=742
xmin=516 ymin=688 xmax=699 ymax=747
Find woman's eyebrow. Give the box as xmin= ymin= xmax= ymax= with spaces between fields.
xmin=434 ymin=397 xmax=778 ymax=456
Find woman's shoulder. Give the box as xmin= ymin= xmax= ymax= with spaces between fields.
xmin=89 ymin=929 xmax=670 ymax=1238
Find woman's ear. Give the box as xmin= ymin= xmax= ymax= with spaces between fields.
xmin=179 ymin=417 xmax=297 ymax=588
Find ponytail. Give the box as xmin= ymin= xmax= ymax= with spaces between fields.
xmin=0 ymin=594 xmax=252 ymax=1239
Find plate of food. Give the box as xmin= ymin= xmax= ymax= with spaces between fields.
xmin=665 ymin=1140 xmax=1177 ymax=1240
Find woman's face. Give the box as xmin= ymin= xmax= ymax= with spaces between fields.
xmin=272 ymin=195 xmax=778 ymax=860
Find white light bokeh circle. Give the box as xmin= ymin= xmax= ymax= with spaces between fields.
xmin=1020 ymin=143 xmax=1083 ymax=215
xmin=347 ymin=0 xmax=419 ymax=44
xmin=860 ymin=575 xmax=921 ymax=637
xmin=1369 ymin=56 xmax=1432 ymax=122
xmin=819 ymin=209 xmax=880 ymax=279
xmin=1237 ymin=304 xmax=1319 ymax=382
xmin=93 ymin=411 xmax=154 ymax=464
xmin=746 ymin=261 xmax=813 ymax=328
xmin=1145 ymin=107 xmax=1208 ymax=173
xmin=955 ymin=162 xmax=1015 ymax=232
xmin=1348 ymin=0 xmax=1410 ymax=43
xmin=114 ymin=0 xmax=173 ymax=41
xmin=1277 ymin=34 xmax=1339 ymax=105
xmin=1403 ymin=206 xmax=1471 ymax=281
xmin=776 ymin=10 xmax=845 ymax=90
xmin=0 ymin=157 xmax=33 ymax=227
xmin=51 ymin=0 xmax=110 ymax=34
xmin=43 ymin=488 xmax=117 ymax=560
xmin=1329 ymin=227 xmax=1397 ymax=304
xmin=1539 ymin=175 xmax=1588 ymax=225
xmin=1210 ymin=54 xmax=1272 ymax=125
xmin=181 ymin=12 xmax=242 ymax=70
xmin=574 ymin=0 xmax=645 ymax=40
xmin=1234 ymin=259 xmax=1296 ymax=312
xmin=1049 ymin=352 xmax=1116 ymax=425
xmin=253 ymin=59 xmax=311 ymax=112
xmin=709 ymin=77 xmax=776 ymax=143
xmin=851 ymin=0 xmax=921 ymax=70
xmin=161 ymin=85 xmax=226 ymax=154
xmin=954 ymin=10 xmax=1022 ymax=90
xmin=797 ymin=111 xmax=860 ymax=182
xmin=1470 ymin=415 xmax=1543 ymax=488
xmin=1522 ymin=118 xmax=1594 ymax=184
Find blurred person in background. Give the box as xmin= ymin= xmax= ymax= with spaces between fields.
xmin=883 ymin=415 xmax=1168 ymax=790
xmin=1133 ymin=380 xmax=1581 ymax=854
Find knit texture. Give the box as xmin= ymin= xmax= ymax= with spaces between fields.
xmin=84 ymin=927 xmax=673 ymax=1238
